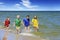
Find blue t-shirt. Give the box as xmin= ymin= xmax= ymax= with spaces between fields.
xmin=23 ymin=18 xmax=30 ymax=26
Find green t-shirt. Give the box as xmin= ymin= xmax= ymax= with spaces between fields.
xmin=15 ymin=19 xmax=21 ymax=27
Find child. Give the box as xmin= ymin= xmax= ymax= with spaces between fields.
xmin=23 ymin=15 xmax=30 ymax=32
xmin=4 ymin=17 xmax=10 ymax=30
xmin=32 ymin=16 xmax=39 ymax=32
xmin=15 ymin=15 xmax=21 ymax=34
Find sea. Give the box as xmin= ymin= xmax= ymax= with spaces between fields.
xmin=0 ymin=11 xmax=60 ymax=40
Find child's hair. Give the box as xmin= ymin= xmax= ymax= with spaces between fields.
xmin=34 ymin=16 xmax=37 ymax=19
xmin=16 ymin=15 xmax=20 ymax=19
xmin=26 ymin=15 xmax=29 ymax=17
xmin=6 ymin=17 xmax=9 ymax=20
xmin=7 ymin=16 xmax=9 ymax=18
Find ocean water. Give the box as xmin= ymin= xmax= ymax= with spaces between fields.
xmin=0 ymin=11 xmax=60 ymax=40
xmin=0 ymin=11 xmax=60 ymax=25
xmin=0 ymin=11 xmax=60 ymax=27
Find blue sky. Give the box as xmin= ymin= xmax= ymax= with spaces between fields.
xmin=0 ymin=0 xmax=60 ymax=11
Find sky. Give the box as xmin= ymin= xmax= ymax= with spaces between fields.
xmin=0 ymin=0 xmax=60 ymax=11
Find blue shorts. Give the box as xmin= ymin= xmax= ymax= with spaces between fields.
xmin=24 ymin=24 xmax=30 ymax=27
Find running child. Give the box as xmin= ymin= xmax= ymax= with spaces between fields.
xmin=32 ymin=16 xmax=39 ymax=32
xmin=23 ymin=15 xmax=30 ymax=32
xmin=4 ymin=17 xmax=10 ymax=30
xmin=14 ymin=15 xmax=21 ymax=34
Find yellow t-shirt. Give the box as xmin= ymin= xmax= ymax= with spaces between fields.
xmin=32 ymin=19 xmax=38 ymax=28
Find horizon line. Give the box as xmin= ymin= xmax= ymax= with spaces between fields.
xmin=0 ymin=10 xmax=60 ymax=11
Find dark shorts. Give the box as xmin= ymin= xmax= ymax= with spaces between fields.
xmin=4 ymin=25 xmax=9 ymax=27
xmin=24 ymin=24 xmax=30 ymax=27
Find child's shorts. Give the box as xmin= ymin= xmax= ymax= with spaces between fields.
xmin=16 ymin=27 xmax=20 ymax=30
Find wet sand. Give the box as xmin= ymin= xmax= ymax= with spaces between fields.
xmin=0 ymin=29 xmax=47 ymax=40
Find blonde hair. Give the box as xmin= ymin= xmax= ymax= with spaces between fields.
xmin=17 ymin=15 xmax=20 ymax=18
xmin=34 ymin=16 xmax=37 ymax=19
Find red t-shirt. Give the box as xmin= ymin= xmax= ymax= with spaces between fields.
xmin=4 ymin=19 xmax=10 ymax=27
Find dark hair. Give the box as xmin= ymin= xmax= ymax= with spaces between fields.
xmin=7 ymin=16 xmax=9 ymax=18
xmin=26 ymin=15 xmax=29 ymax=17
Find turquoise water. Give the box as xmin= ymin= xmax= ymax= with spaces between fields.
xmin=0 ymin=11 xmax=60 ymax=40
xmin=0 ymin=11 xmax=60 ymax=27
xmin=0 ymin=11 xmax=60 ymax=25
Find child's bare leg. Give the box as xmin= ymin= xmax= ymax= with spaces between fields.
xmin=16 ymin=27 xmax=18 ymax=34
xmin=34 ymin=27 xmax=37 ymax=32
xmin=19 ymin=29 xmax=21 ymax=33
xmin=33 ymin=27 xmax=35 ymax=32
xmin=25 ymin=27 xmax=26 ymax=31
xmin=5 ymin=27 xmax=9 ymax=31
xmin=16 ymin=28 xmax=18 ymax=40
xmin=35 ymin=28 xmax=37 ymax=32
xmin=18 ymin=29 xmax=20 ymax=33
xmin=35 ymin=27 xmax=39 ymax=32
xmin=17 ymin=28 xmax=20 ymax=34
xmin=37 ymin=27 xmax=39 ymax=31
xmin=7 ymin=27 xmax=9 ymax=30
xmin=28 ymin=27 xmax=30 ymax=32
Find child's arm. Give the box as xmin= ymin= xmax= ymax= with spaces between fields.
xmin=37 ymin=20 xmax=39 ymax=29
xmin=31 ymin=19 xmax=34 ymax=25
xmin=13 ymin=22 xmax=15 ymax=26
xmin=30 ymin=22 xmax=33 ymax=25
xmin=21 ymin=20 xmax=25 ymax=26
xmin=22 ymin=21 xmax=24 ymax=26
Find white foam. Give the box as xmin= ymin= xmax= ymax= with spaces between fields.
xmin=20 ymin=33 xmax=35 ymax=37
